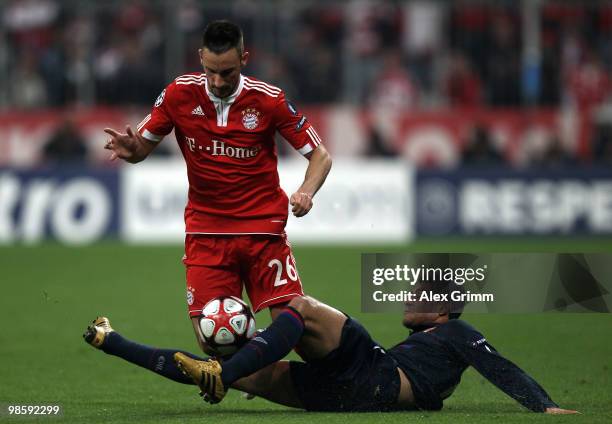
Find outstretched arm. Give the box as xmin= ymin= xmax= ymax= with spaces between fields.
xmin=290 ymin=145 xmax=332 ymax=217
xmin=454 ymin=341 xmax=576 ymax=413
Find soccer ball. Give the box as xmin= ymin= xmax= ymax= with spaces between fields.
xmin=198 ymin=296 xmax=256 ymax=357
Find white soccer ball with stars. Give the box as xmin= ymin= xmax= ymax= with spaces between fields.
xmin=199 ymin=296 xmax=256 ymax=357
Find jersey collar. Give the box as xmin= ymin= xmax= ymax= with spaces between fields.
xmin=409 ymin=324 xmax=439 ymax=335
xmin=204 ymin=74 xmax=244 ymax=104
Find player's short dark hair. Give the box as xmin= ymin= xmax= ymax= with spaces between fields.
xmin=202 ymin=20 xmax=244 ymax=55
xmin=411 ymin=254 xmax=466 ymax=320
xmin=431 ymin=281 xmax=465 ymax=319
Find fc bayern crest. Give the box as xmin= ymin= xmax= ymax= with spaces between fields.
xmin=242 ymin=108 xmax=260 ymax=130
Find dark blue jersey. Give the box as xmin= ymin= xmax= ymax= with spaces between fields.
xmin=387 ymin=319 xmax=558 ymax=412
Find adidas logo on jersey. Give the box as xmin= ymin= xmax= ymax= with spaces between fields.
xmin=191 ymin=105 xmax=205 ymax=116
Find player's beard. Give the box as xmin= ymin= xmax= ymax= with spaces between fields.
xmin=211 ymin=84 xmax=234 ymax=98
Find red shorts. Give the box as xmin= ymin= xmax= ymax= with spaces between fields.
xmin=183 ymin=233 xmax=304 ymax=316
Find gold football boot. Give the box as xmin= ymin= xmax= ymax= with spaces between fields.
xmin=174 ymin=352 xmax=227 ymax=403
xmin=83 ymin=317 xmax=114 ymax=348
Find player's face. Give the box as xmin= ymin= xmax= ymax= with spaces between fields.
xmin=403 ymin=291 xmax=449 ymax=329
xmin=199 ymin=47 xmax=248 ymax=99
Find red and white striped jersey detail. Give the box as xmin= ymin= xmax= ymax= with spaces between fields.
xmin=243 ymin=78 xmax=281 ymax=97
xmin=176 ymin=73 xmax=205 ymax=80
xmin=176 ymin=73 xmax=206 ymax=85
xmin=244 ymin=77 xmax=281 ymax=93
xmin=137 ymin=113 xmax=163 ymax=142
xmin=243 ymin=84 xmax=280 ymax=97
xmin=306 ymin=127 xmax=322 ymax=146
xmin=137 ymin=114 xmax=151 ymax=131
xmin=298 ymin=126 xmax=322 ymax=155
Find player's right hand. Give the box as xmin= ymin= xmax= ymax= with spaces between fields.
xmin=103 ymin=125 xmax=143 ymax=162
xmin=289 ymin=192 xmax=313 ymax=217
xmin=545 ymin=407 xmax=579 ymax=414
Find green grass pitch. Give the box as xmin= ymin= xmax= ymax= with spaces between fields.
xmin=0 ymin=239 xmax=611 ymax=423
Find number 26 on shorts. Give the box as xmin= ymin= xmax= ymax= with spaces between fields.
xmin=268 ymin=255 xmax=299 ymax=287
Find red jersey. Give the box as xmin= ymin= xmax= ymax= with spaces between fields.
xmin=137 ymin=73 xmax=322 ymax=235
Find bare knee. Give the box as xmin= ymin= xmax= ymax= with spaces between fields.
xmin=287 ymin=296 xmax=318 ymax=321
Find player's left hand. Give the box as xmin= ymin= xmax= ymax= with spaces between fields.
xmin=290 ymin=192 xmax=313 ymax=217
xmin=545 ymin=407 xmax=579 ymax=414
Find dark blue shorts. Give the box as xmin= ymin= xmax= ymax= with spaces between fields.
xmin=289 ymin=318 xmax=401 ymax=412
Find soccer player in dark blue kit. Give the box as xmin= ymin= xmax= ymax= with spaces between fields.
xmin=173 ymin=284 xmax=577 ymax=414
xmin=85 ymin=284 xmax=577 ymax=414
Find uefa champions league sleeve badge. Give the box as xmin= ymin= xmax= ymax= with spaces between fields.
xmin=154 ymin=89 xmax=166 ymax=107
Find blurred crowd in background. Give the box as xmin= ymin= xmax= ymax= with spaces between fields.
xmin=1 ymin=0 xmax=611 ymax=168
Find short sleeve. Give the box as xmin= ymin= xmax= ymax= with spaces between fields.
xmin=273 ymin=92 xmax=322 ymax=156
xmin=137 ymin=83 xmax=176 ymax=143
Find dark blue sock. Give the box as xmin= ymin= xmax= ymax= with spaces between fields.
xmin=220 ymin=307 xmax=304 ymax=387
xmin=101 ymin=332 xmax=205 ymax=385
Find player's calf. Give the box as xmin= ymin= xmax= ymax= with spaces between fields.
xmin=216 ymin=304 xmax=305 ymax=390
xmin=82 ymin=316 xmax=202 ymax=385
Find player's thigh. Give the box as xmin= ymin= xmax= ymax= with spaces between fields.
xmin=183 ymin=235 xmax=243 ymax=318
xmin=242 ymin=234 xmax=304 ymax=313
xmin=232 ymin=361 xmax=302 ymax=408
xmin=284 ymin=296 xmax=347 ymax=360
xmin=185 ymin=264 xmax=242 ymax=317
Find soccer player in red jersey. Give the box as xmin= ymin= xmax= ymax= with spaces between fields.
xmin=102 ymin=20 xmax=332 ymax=354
